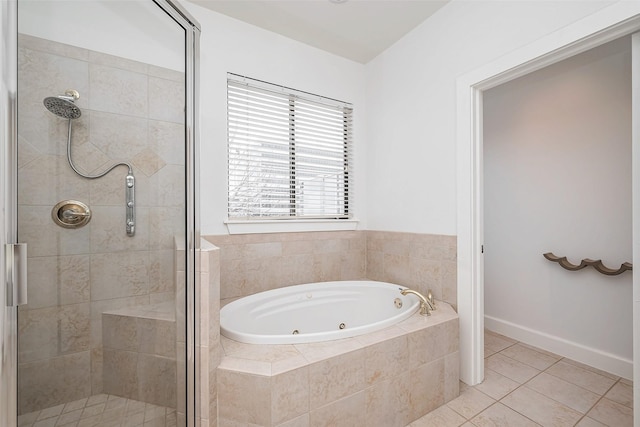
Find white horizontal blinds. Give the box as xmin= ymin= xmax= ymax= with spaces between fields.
xmin=228 ymin=75 xmax=352 ymax=219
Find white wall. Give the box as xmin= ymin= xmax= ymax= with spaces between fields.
xmin=365 ymin=0 xmax=615 ymax=235
xmin=181 ymin=2 xmax=367 ymax=235
xmin=18 ymin=0 xmax=368 ymax=236
xmin=483 ymin=36 xmax=632 ymax=370
xmin=18 ymin=0 xmax=184 ymax=71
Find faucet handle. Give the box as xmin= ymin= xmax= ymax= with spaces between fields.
xmin=427 ymin=290 xmax=436 ymax=310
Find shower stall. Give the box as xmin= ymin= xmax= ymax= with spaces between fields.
xmin=1 ymin=1 xmax=200 ymax=426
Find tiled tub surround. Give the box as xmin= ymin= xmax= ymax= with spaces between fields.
xmin=17 ymin=33 xmax=185 ymax=414
xmin=205 ymin=230 xmax=456 ymax=309
xmin=205 ymin=231 xmax=366 ymax=301
xmin=174 ymin=239 xmax=221 ymax=426
xmin=205 ymin=231 xmax=457 ymax=426
xmin=217 ymin=302 xmax=459 ymax=427
xmin=197 ymin=241 xmax=222 ymax=427
xmin=366 ymin=231 xmax=457 ymax=310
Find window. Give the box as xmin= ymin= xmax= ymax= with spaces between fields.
xmin=227 ymin=74 xmax=353 ymax=220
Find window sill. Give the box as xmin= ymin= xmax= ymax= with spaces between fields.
xmin=224 ymin=219 xmax=360 ymax=235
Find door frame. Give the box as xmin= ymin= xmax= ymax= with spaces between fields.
xmin=456 ymin=0 xmax=640 ymax=404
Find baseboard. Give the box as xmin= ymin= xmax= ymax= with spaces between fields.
xmin=484 ymin=315 xmax=632 ymax=380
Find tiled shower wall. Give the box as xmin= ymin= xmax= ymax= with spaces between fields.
xmin=205 ymin=230 xmax=457 ymax=309
xmin=17 ymin=34 xmax=185 ymax=414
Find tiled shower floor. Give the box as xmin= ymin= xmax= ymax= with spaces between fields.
xmin=17 ymin=394 xmax=176 ymax=427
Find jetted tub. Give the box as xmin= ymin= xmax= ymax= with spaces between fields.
xmin=220 ymin=280 xmax=421 ymax=344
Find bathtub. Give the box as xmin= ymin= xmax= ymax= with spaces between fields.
xmin=220 ymin=280 xmax=421 ymax=344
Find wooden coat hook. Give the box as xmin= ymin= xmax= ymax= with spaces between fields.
xmin=543 ymin=252 xmax=632 ymax=276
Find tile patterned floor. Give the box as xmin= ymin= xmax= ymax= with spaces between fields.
xmin=15 ymin=331 xmax=634 ymax=427
xmin=410 ymin=330 xmax=634 ymax=427
xmin=17 ymin=394 xmax=176 ymax=427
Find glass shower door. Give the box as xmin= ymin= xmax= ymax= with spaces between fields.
xmin=14 ymin=1 xmax=194 ymax=425
xmin=1 ymin=0 xmax=19 ymax=426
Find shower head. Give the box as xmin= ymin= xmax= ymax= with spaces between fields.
xmin=43 ymin=90 xmax=82 ymax=119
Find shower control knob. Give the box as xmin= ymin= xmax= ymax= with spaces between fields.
xmin=52 ymin=200 xmax=91 ymax=229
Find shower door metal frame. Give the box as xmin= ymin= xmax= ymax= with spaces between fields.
xmin=152 ymin=1 xmax=201 ymax=426
xmin=1 ymin=0 xmax=19 ymax=425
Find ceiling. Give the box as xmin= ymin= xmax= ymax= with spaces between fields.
xmin=188 ymin=0 xmax=450 ymax=63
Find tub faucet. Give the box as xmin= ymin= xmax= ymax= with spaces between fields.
xmin=400 ymin=288 xmax=435 ymax=316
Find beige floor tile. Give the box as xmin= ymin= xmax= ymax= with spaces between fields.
xmin=410 ymin=404 xmax=466 ymax=427
xmin=484 ymin=346 xmax=498 ymax=358
xmin=56 ymin=409 xmax=83 ymax=425
xmin=484 ymin=331 xmax=517 ymax=354
xmin=525 ymin=372 xmax=601 ymax=414
xmin=546 ymin=361 xmax=617 ymax=395
xmin=587 ymin=398 xmax=633 ymax=427
xmin=561 ymin=358 xmax=619 ymax=381
xmin=122 ymin=411 xmax=145 ymax=427
xmin=605 ymin=381 xmax=633 ymax=408
xmin=499 ymin=343 xmax=560 ymax=370
xmin=20 ymin=395 xmax=175 ymax=427
xmin=76 ymin=414 xmax=102 ymax=427
xmin=32 ymin=418 xmax=57 ymax=427
xmin=619 ymin=377 xmax=632 ymax=387
xmin=38 ymin=404 xmax=65 ymax=420
xmin=501 ymin=386 xmax=583 ymax=427
xmin=518 ymin=342 xmax=562 ymax=360
xmin=18 ymin=411 xmax=40 ymax=426
xmin=80 ymin=404 xmax=105 ymax=420
xmin=474 ymin=368 xmax=519 ymax=400
xmin=485 ymin=353 xmax=540 ymax=384
xmin=446 ymin=387 xmax=495 ymax=419
xmin=575 ymin=417 xmax=607 ymax=427
xmin=144 ymin=405 xmax=166 ymax=422
xmin=85 ymin=395 xmax=108 ymax=408
xmin=63 ymin=399 xmax=88 ymax=414
xmin=470 ymin=402 xmax=541 ymax=427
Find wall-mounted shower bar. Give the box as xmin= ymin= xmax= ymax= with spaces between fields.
xmin=543 ymin=252 xmax=632 ymax=276
xmin=43 ymin=90 xmax=135 ymax=237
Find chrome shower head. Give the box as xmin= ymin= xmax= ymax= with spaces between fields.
xmin=43 ymin=90 xmax=82 ymax=119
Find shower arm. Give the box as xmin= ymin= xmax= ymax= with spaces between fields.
xmin=65 ymin=118 xmax=135 ymax=236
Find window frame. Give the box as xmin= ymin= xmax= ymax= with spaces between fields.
xmin=226 ymin=74 xmax=355 ymax=231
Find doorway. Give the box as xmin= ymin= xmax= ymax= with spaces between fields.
xmin=483 ymin=35 xmax=632 ymax=376
xmin=455 ymin=2 xmax=640 ymax=418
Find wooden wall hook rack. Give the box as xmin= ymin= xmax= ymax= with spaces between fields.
xmin=543 ymin=252 xmax=632 ymax=276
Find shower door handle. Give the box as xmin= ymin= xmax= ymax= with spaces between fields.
xmin=5 ymin=243 xmax=27 ymax=307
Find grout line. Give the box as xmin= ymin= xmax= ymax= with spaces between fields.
xmin=467 ymin=334 xmax=628 ymax=427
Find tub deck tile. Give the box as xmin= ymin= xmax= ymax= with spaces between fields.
xmin=218 ymin=302 xmax=460 ymax=426
xmin=294 ymin=337 xmax=364 ymax=364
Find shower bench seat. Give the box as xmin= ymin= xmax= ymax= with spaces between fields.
xmin=101 ymin=301 xmax=177 ymax=409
